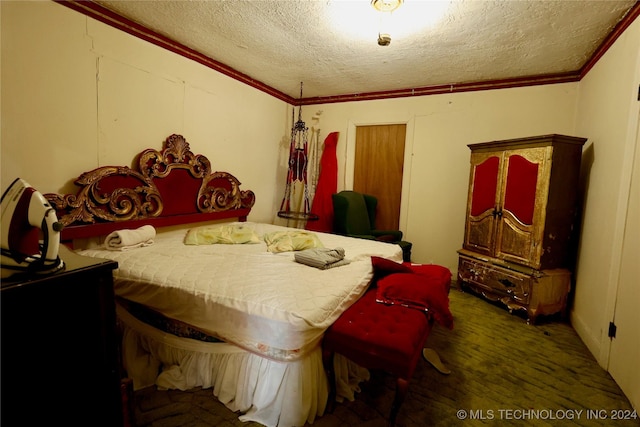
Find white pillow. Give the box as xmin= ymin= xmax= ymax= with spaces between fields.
xmin=184 ymin=224 xmax=261 ymax=245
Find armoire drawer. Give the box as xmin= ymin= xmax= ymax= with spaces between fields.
xmin=458 ymin=257 xmax=531 ymax=304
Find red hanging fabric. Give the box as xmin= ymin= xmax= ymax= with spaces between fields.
xmin=306 ymin=132 xmax=339 ymax=232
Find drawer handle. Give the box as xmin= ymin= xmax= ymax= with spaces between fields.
xmin=499 ymin=278 xmax=515 ymax=288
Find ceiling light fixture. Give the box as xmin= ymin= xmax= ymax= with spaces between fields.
xmin=371 ymin=0 xmax=403 ymax=13
xmin=371 ymin=0 xmax=403 ymax=46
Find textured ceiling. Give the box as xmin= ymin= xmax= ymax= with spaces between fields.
xmin=92 ymin=0 xmax=638 ymax=101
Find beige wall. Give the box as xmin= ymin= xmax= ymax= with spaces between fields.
xmin=574 ymin=17 xmax=640 ymax=409
xmin=311 ymin=84 xmax=578 ymax=272
xmin=1 ymin=1 xmax=288 ymax=223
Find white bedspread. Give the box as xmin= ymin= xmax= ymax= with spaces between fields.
xmin=78 ymin=222 xmax=402 ymax=361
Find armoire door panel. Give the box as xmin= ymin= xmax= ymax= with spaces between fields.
xmin=470 ymin=155 xmax=500 ymax=216
xmin=503 ymin=154 xmax=539 ymax=225
xmin=495 ymin=147 xmax=551 ymax=267
xmin=495 ymin=212 xmax=536 ymax=265
xmin=465 ymin=212 xmax=496 ymax=255
xmin=464 ymin=153 xmax=502 ymax=253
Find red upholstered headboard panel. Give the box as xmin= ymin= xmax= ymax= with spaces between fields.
xmin=45 ymin=134 xmax=255 ymax=241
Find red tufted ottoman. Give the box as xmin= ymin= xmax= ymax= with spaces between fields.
xmin=322 ymin=262 xmax=452 ymax=426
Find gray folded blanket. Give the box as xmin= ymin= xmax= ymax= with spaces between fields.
xmin=294 ymin=247 xmax=351 ymax=270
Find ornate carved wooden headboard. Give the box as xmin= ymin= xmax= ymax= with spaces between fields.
xmin=45 ymin=134 xmax=255 ymax=241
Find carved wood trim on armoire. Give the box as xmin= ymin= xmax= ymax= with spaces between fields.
xmin=457 ymin=134 xmax=587 ymax=323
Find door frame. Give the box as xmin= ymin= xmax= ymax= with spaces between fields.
xmin=345 ymin=116 xmax=415 ymax=232
xmin=598 ymin=92 xmax=640 ymax=369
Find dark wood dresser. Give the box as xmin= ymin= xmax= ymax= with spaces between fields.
xmin=1 ymin=245 xmax=122 ymax=426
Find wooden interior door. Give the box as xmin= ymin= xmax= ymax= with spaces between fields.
xmin=354 ymin=124 xmax=406 ymax=230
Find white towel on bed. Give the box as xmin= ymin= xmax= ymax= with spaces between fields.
xmin=104 ymin=225 xmax=156 ymax=251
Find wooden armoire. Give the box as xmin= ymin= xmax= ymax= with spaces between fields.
xmin=457 ymin=134 xmax=586 ymax=323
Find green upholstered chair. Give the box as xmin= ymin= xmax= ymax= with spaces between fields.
xmin=332 ymin=190 xmax=412 ymax=262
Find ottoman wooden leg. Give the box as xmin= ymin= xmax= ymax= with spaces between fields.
xmin=389 ymin=377 xmax=409 ymax=427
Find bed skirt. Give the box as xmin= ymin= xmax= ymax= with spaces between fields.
xmin=117 ymin=304 xmax=369 ymax=427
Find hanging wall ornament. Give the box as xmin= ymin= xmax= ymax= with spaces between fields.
xmin=277 ymin=82 xmax=319 ymax=221
xmin=306 ymin=117 xmax=322 ymax=206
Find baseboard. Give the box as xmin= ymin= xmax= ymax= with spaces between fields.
xmin=570 ymin=309 xmax=607 ymax=369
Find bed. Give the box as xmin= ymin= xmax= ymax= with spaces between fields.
xmin=45 ymin=134 xmax=404 ymax=427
